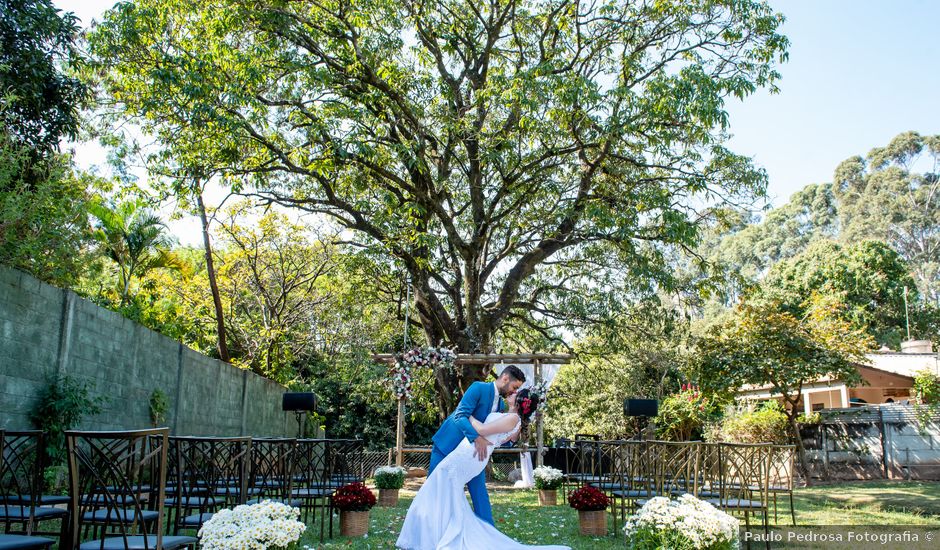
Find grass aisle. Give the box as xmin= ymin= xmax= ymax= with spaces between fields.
xmin=301 ymin=482 xmax=940 ymax=550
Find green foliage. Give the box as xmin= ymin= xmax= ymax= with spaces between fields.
xmin=833 ymin=132 xmax=940 ymax=304
xmin=546 ymin=301 xmax=688 ymax=440
xmin=149 ymin=388 xmax=169 ymax=426
xmin=795 ymin=411 xmax=821 ymax=425
xmin=302 ymin=354 xmax=439 ymax=449
xmin=0 ymin=0 xmax=87 ymax=157
xmin=758 ymin=239 xmax=920 ymax=348
xmin=29 ymin=375 xmax=106 ymax=465
xmin=0 ymin=134 xmax=98 ymax=286
xmin=913 ymin=369 xmax=940 ymax=405
xmin=693 ymin=298 xmax=869 ymax=414
xmin=655 ymin=387 xmax=723 ymax=441
xmin=87 ymin=0 xmax=788 ymax=408
xmin=715 ymin=401 xmax=789 ymax=444
xmin=373 ymin=467 xmax=406 ymax=490
xmin=89 ymin=198 xmax=182 ymax=306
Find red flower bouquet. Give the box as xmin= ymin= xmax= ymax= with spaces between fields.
xmin=568 ymin=485 xmax=610 ymax=511
xmin=332 ymin=482 xmax=376 ymax=511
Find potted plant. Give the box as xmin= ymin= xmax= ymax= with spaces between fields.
xmin=198 ymin=500 xmax=306 ymax=549
xmin=623 ymin=494 xmax=739 ymax=549
xmin=533 ymin=466 xmax=563 ymax=506
xmin=568 ymin=485 xmax=610 ymax=536
xmin=373 ymin=465 xmax=406 ymax=506
xmin=332 ymin=482 xmax=376 ymax=537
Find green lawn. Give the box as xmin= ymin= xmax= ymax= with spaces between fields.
xmin=300 ymin=481 xmax=940 ymax=549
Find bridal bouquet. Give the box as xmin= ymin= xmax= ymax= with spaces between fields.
xmin=198 ymin=500 xmax=305 ymax=550
xmin=623 ymin=494 xmax=739 ymax=550
xmin=532 ymin=466 xmax=564 ymax=490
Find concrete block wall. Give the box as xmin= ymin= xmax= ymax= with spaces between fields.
xmin=0 ymin=266 xmax=292 ymax=437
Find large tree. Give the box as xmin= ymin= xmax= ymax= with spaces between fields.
xmin=0 ymin=0 xmax=86 ymax=159
xmin=833 ymin=131 xmax=940 ymax=304
xmin=87 ymin=0 xmax=788 ymax=410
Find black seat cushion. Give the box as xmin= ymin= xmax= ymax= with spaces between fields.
xmin=82 ymin=509 xmax=159 ymax=523
xmin=79 ymin=535 xmax=197 ymax=550
xmin=0 ymin=496 xmax=69 ymax=506
xmin=163 ymin=496 xmax=220 ymax=508
xmin=0 ymin=506 xmax=68 ymax=520
xmin=706 ymin=498 xmax=764 ymax=509
xmin=179 ymin=512 xmax=214 ymax=527
xmin=0 ymin=535 xmax=55 ymax=550
xmin=290 ymin=487 xmax=333 ymax=498
xmin=245 ymin=498 xmax=302 ymax=508
xmin=610 ymin=489 xmax=654 ymax=498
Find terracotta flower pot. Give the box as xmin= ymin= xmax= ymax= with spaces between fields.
xmin=340 ymin=510 xmax=370 ymax=537
xmin=538 ymin=489 xmax=557 ymax=506
xmin=378 ymin=488 xmax=400 ymax=507
xmin=578 ymin=509 xmax=607 ymax=536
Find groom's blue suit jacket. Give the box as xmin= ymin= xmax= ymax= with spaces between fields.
xmin=432 ymin=381 xmax=503 ymax=454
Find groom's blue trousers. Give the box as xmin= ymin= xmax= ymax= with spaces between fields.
xmin=428 ymin=445 xmax=495 ymax=525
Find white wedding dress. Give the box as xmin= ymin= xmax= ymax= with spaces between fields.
xmin=396 ymin=412 xmax=571 ymax=550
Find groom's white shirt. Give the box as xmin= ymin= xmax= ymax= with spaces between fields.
xmin=491 ymin=382 xmax=499 ymax=414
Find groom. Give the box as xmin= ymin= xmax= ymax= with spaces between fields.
xmin=428 ymin=365 xmax=526 ymax=525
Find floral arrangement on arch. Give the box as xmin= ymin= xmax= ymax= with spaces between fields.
xmin=532 ymin=466 xmax=564 ymax=490
xmin=197 ymin=500 xmax=306 ymax=550
xmin=567 ymin=485 xmax=610 ymax=511
xmin=623 ymin=494 xmax=739 ymax=550
xmin=525 ymin=379 xmax=550 ymax=413
xmin=332 ymin=482 xmax=377 ymax=511
xmin=388 ymin=345 xmax=457 ymax=400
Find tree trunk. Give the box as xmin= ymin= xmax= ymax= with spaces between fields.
xmin=787 ymin=408 xmax=813 ymax=487
xmin=197 ymin=191 xmax=230 ymax=363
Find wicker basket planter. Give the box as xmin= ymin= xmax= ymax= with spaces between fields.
xmin=340 ymin=510 xmax=370 ymax=537
xmin=538 ymin=489 xmax=557 ymax=506
xmin=378 ymin=488 xmax=399 ymax=507
xmin=578 ymin=510 xmax=607 ymax=536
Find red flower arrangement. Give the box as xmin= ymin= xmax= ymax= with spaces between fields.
xmin=332 ymin=482 xmax=376 ymax=511
xmin=567 ymin=485 xmax=610 ymax=511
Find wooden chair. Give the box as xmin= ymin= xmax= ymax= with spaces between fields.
xmin=65 ymin=428 xmax=197 ymax=550
xmin=1 ymin=431 xmax=68 ymax=547
xmin=707 ymin=443 xmax=770 ymax=549
xmin=767 ymin=445 xmax=796 ymax=525
xmin=0 ymin=431 xmax=55 ymax=550
xmin=595 ymin=440 xmax=653 ymax=533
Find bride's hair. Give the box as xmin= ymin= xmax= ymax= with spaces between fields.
xmin=514 ymin=388 xmax=540 ymax=434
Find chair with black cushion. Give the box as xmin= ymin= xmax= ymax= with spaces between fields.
xmin=246 ymin=438 xmax=299 ymax=507
xmin=291 ymin=439 xmax=334 ymax=541
xmin=1 ymin=431 xmax=68 ymax=546
xmin=602 ymin=440 xmax=653 ymax=529
xmin=65 ymin=428 xmax=196 ymax=550
xmin=168 ymin=437 xmax=250 ymax=535
xmin=326 ymin=439 xmax=364 ymax=488
xmin=0 ymin=431 xmax=54 ymax=550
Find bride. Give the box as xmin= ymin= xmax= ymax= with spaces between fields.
xmin=396 ymin=389 xmax=571 ymax=550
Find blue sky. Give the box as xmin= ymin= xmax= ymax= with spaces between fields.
xmin=57 ymin=0 xmax=940 ymax=211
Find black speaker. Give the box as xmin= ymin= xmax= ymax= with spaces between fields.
xmin=282 ymin=392 xmax=317 ymax=412
xmin=624 ymin=398 xmax=658 ymax=417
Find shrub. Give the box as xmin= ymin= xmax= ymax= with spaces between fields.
xmin=149 ymin=388 xmax=169 ymax=426
xmin=30 ymin=374 xmax=106 ymax=466
xmin=332 ymin=482 xmax=376 ymax=511
xmin=373 ymin=466 xmax=406 ymax=490
xmin=719 ymin=401 xmax=789 ymax=444
xmin=568 ymin=485 xmax=609 ymax=511
xmin=913 ymin=369 xmax=940 ymax=405
xmin=656 ymin=385 xmax=722 ymax=441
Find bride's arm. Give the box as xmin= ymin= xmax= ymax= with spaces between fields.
xmin=470 ymin=414 xmax=521 ymax=437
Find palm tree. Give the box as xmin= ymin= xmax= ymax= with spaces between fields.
xmin=89 ymin=199 xmax=182 ymax=305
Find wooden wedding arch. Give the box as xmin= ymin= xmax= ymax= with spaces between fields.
xmin=371 ymin=353 xmax=572 ymax=467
